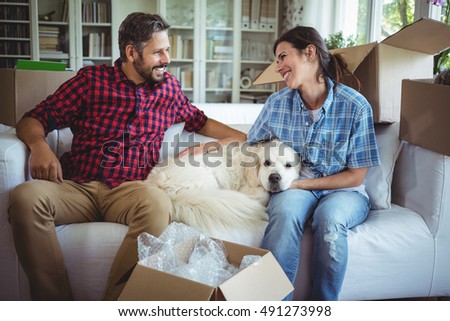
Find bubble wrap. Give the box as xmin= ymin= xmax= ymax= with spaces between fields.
xmin=137 ymin=222 xmax=262 ymax=287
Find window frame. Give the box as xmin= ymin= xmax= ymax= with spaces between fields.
xmin=365 ymin=0 xmax=442 ymax=42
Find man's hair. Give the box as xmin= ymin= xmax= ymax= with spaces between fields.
xmin=118 ymin=12 xmax=171 ymax=60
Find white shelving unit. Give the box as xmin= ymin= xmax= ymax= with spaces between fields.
xmin=1 ymin=0 xmax=277 ymax=104
xmin=29 ymin=0 xmax=76 ymax=68
xmin=0 ymin=0 xmax=33 ymax=68
xmin=74 ymin=0 xmax=119 ymax=69
xmin=0 ymin=0 xmax=118 ymax=70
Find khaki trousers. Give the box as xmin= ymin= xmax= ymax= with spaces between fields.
xmin=8 ymin=179 xmax=171 ymax=300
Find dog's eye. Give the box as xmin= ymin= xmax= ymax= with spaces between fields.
xmin=285 ymin=163 xmax=292 ymax=168
xmin=264 ymin=160 xmax=271 ymax=167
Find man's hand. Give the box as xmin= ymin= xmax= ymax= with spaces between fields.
xmin=29 ymin=140 xmax=63 ymax=183
xmin=15 ymin=117 xmax=63 ymax=183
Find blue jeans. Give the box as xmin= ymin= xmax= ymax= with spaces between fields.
xmin=262 ymin=189 xmax=370 ymax=300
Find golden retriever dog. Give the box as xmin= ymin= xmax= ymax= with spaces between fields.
xmin=146 ymin=140 xmax=301 ymax=236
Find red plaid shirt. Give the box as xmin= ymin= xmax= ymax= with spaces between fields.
xmin=24 ymin=59 xmax=207 ymax=188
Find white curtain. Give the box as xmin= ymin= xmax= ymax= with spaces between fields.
xmin=282 ymin=0 xmax=359 ymax=39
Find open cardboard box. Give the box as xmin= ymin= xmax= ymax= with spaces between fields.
xmin=253 ymin=18 xmax=450 ymax=124
xmin=400 ymin=78 xmax=450 ymax=156
xmin=118 ymin=238 xmax=293 ymax=301
xmin=0 ymin=69 xmax=76 ymax=126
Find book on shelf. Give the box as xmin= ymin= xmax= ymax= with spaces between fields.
xmin=241 ymin=39 xmax=271 ymax=61
xmin=0 ymin=41 xmax=30 ymax=55
xmin=0 ymin=22 xmax=30 ymax=38
xmin=39 ymin=26 xmax=60 ymax=52
xmin=180 ymin=69 xmax=193 ymax=88
xmin=206 ymin=35 xmax=233 ymax=60
xmin=82 ymin=1 xmax=110 ymax=23
xmin=169 ymin=35 xmax=193 ymax=60
xmin=83 ymin=32 xmax=110 ymax=57
xmin=0 ymin=4 xmax=29 ymax=20
xmin=206 ymin=68 xmax=232 ymax=88
xmin=168 ymin=65 xmax=193 ymax=89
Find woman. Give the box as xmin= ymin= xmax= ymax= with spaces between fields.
xmin=247 ymin=26 xmax=380 ymax=300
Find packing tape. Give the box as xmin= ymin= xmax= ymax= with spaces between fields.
xmin=240 ymin=76 xmax=252 ymax=89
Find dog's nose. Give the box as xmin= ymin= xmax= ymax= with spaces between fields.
xmin=269 ymin=173 xmax=281 ymax=183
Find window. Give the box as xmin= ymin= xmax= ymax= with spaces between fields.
xmin=380 ymin=0 xmax=415 ymax=39
xmin=346 ymin=0 xmax=415 ymax=43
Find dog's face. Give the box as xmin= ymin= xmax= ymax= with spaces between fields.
xmin=258 ymin=141 xmax=301 ymax=193
xmin=244 ymin=140 xmax=301 ymax=193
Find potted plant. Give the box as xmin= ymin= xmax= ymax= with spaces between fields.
xmin=430 ymin=0 xmax=450 ymax=74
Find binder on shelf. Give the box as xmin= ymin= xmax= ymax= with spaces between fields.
xmin=242 ymin=0 xmax=251 ymax=29
xmin=250 ymin=0 xmax=261 ymax=29
xmin=259 ymin=0 xmax=269 ymax=30
xmin=266 ymin=0 xmax=277 ymax=30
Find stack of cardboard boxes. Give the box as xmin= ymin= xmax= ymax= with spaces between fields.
xmin=0 ymin=69 xmax=76 ymax=126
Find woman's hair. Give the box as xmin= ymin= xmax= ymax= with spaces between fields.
xmin=273 ymin=26 xmax=360 ymax=90
xmin=118 ymin=12 xmax=171 ymax=60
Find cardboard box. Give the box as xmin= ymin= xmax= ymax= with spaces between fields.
xmin=400 ymin=78 xmax=450 ymax=156
xmin=253 ymin=18 xmax=450 ymax=123
xmin=0 ymin=69 xmax=76 ymax=126
xmin=118 ymin=239 xmax=294 ymax=301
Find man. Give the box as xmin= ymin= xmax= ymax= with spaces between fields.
xmin=8 ymin=12 xmax=245 ymax=301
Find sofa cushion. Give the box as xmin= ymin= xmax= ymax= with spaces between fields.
xmin=159 ymin=122 xmax=185 ymax=161
xmin=365 ymin=123 xmax=402 ymax=210
xmin=0 ymin=124 xmax=12 ymax=134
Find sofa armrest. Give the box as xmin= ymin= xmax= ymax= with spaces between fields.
xmin=0 ymin=129 xmax=29 ymax=286
xmin=391 ymin=141 xmax=450 ymax=236
xmin=0 ymin=129 xmax=30 ymax=194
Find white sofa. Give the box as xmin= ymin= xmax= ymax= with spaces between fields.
xmin=1 ymin=103 xmax=450 ymax=301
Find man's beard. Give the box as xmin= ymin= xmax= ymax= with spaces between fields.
xmin=134 ymin=57 xmax=166 ymax=86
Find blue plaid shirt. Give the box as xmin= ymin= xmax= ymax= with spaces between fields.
xmin=248 ymin=77 xmax=380 ymax=198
